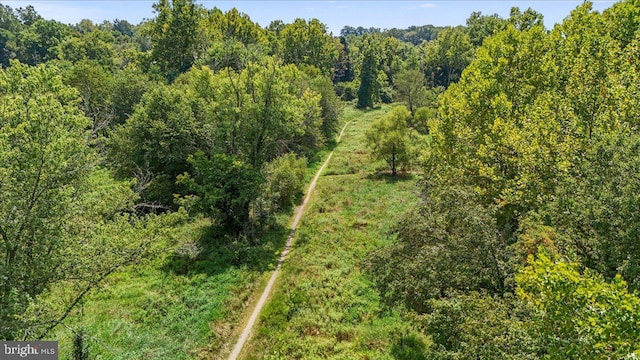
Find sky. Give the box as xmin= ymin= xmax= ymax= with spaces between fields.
xmin=2 ymin=1 xmax=618 ymax=34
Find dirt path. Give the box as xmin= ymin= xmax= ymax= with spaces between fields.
xmin=227 ymin=121 xmax=351 ymax=360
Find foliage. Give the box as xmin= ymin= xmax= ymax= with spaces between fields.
xmin=72 ymin=329 xmax=90 ymax=360
xmin=201 ymin=8 xmax=268 ymax=72
xmin=466 ymin=11 xmax=507 ymax=47
xmin=508 ymin=7 xmax=544 ymax=31
xmin=368 ymin=186 xmax=510 ymax=314
xmin=58 ymin=28 xmax=115 ymax=67
xmin=109 ymin=83 xmax=208 ymax=208
xmin=333 ymin=36 xmax=354 ymax=82
xmin=517 ymin=254 xmax=640 ymax=359
xmin=277 ymin=18 xmax=338 ymax=76
xmin=536 ymin=134 xmax=640 ymax=289
xmin=0 ymin=62 xmax=182 ymax=340
xmin=365 ymin=106 xmax=413 ymax=175
xmin=309 ymin=75 xmax=342 ymax=143
xmin=356 ymin=36 xmax=378 ymax=109
xmin=0 ymin=62 xmax=93 ymax=338
xmin=179 ymin=152 xmax=263 ymax=235
xmin=420 ymin=293 xmax=537 ymax=359
xmin=263 ymin=153 xmax=307 ymax=212
xmin=62 ymin=60 xmax=115 ymax=136
xmin=421 ymin=26 xmax=474 ymax=87
xmin=394 ymin=69 xmax=428 ymax=116
xmin=376 ymin=2 xmax=640 ymax=359
xmin=17 ymin=19 xmax=70 ymax=65
xmin=148 ymin=0 xmax=205 ymax=81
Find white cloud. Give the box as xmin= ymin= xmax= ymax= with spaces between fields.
xmin=419 ymin=3 xmax=437 ymax=8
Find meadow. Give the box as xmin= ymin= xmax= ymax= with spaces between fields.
xmin=240 ymin=105 xmax=427 ymax=359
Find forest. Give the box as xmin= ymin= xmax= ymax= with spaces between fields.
xmin=1 ymin=0 xmax=640 ymax=358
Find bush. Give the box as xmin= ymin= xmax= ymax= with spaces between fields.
xmin=264 ymin=153 xmax=307 ymax=212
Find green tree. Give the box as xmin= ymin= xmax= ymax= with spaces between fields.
xmin=517 ymin=253 xmax=640 ymax=359
xmin=466 ymin=11 xmax=507 ymax=46
xmin=394 ymin=69 xmax=428 ymax=117
xmin=0 ymin=4 xmax=22 ymax=67
xmin=421 ymin=293 xmax=537 ymax=359
xmin=148 ymin=0 xmax=204 ymax=81
xmin=508 ymin=7 xmax=545 ymax=31
xmin=426 ymin=23 xmax=560 ymax=221
xmin=278 ymin=18 xmax=338 ymax=76
xmin=109 ymin=84 xmax=209 ymax=208
xmin=16 ymin=5 xmax=41 ymax=26
xmin=180 ymin=60 xmax=323 ymax=166
xmin=0 ymin=63 xmax=182 ymax=340
xmin=58 ymin=28 xmax=115 ymax=67
xmin=17 ymin=19 xmax=70 ymax=65
xmin=422 ymin=26 xmax=474 ymax=87
xmin=333 ymin=36 xmax=353 ymax=83
xmin=356 ymin=36 xmax=378 ymax=109
xmin=365 ymin=106 xmax=412 ymax=175
xmin=179 ymin=152 xmax=263 ymax=234
xmin=535 ymin=134 xmax=640 ymax=289
xmin=63 ymin=60 xmax=115 ymax=137
xmin=310 ymin=75 xmax=342 ymax=142
xmin=201 ymin=8 xmax=268 ymax=71
xmin=109 ymin=66 xmax=152 ymax=126
xmin=0 ymin=62 xmax=92 ymax=338
xmin=368 ymin=186 xmax=510 ymax=313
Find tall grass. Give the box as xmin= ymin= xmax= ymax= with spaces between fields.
xmin=241 ymin=105 xmax=428 ymax=359
xmin=50 ymin=216 xmax=283 ymax=359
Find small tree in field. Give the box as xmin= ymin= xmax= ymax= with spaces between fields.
xmin=365 ymin=106 xmax=412 ymax=175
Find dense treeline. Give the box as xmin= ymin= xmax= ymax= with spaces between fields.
xmin=370 ymin=1 xmax=640 ymax=358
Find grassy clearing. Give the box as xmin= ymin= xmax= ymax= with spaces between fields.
xmin=241 ymin=105 xmax=427 ymax=359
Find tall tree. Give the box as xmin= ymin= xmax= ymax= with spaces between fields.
xmin=394 ymin=69 xmax=428 ymax=117
xmin=148 ymin=0 xmax=204 ymax=81
xmin=422 ymin=26 xmax=474 ymax=87
xmin=365 ymin=106 xmax=413 ymax=175
xmin=0 ymin=4 xmax=22 ymax=67
xmin=0 ymin=62 xmax=92 ymax=338
xmin=356 ymin=36 xmax=378 ymax=109
xmin=518 ymin=254 xmax=640 ymax=359
xmin=466 ymin=11 xmax=507 ymax=46
xmin=278 ymin=18 xmax=338 ymax=76
xmin=17 ymin=19 xmax=70 ymax=65
xmin=109 ymin=83 xmax=208 ymax=208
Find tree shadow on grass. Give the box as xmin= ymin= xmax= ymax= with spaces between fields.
xmin=162 ymin=221 xmax=290 ymax=277
xmin=391 ymin=334 xmax=427 ymax=360
xmin=366 ymin=171 xmax=416 ymax=183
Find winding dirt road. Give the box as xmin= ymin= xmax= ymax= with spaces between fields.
xmin=227 ymin=121 xmax=351 ymax=360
